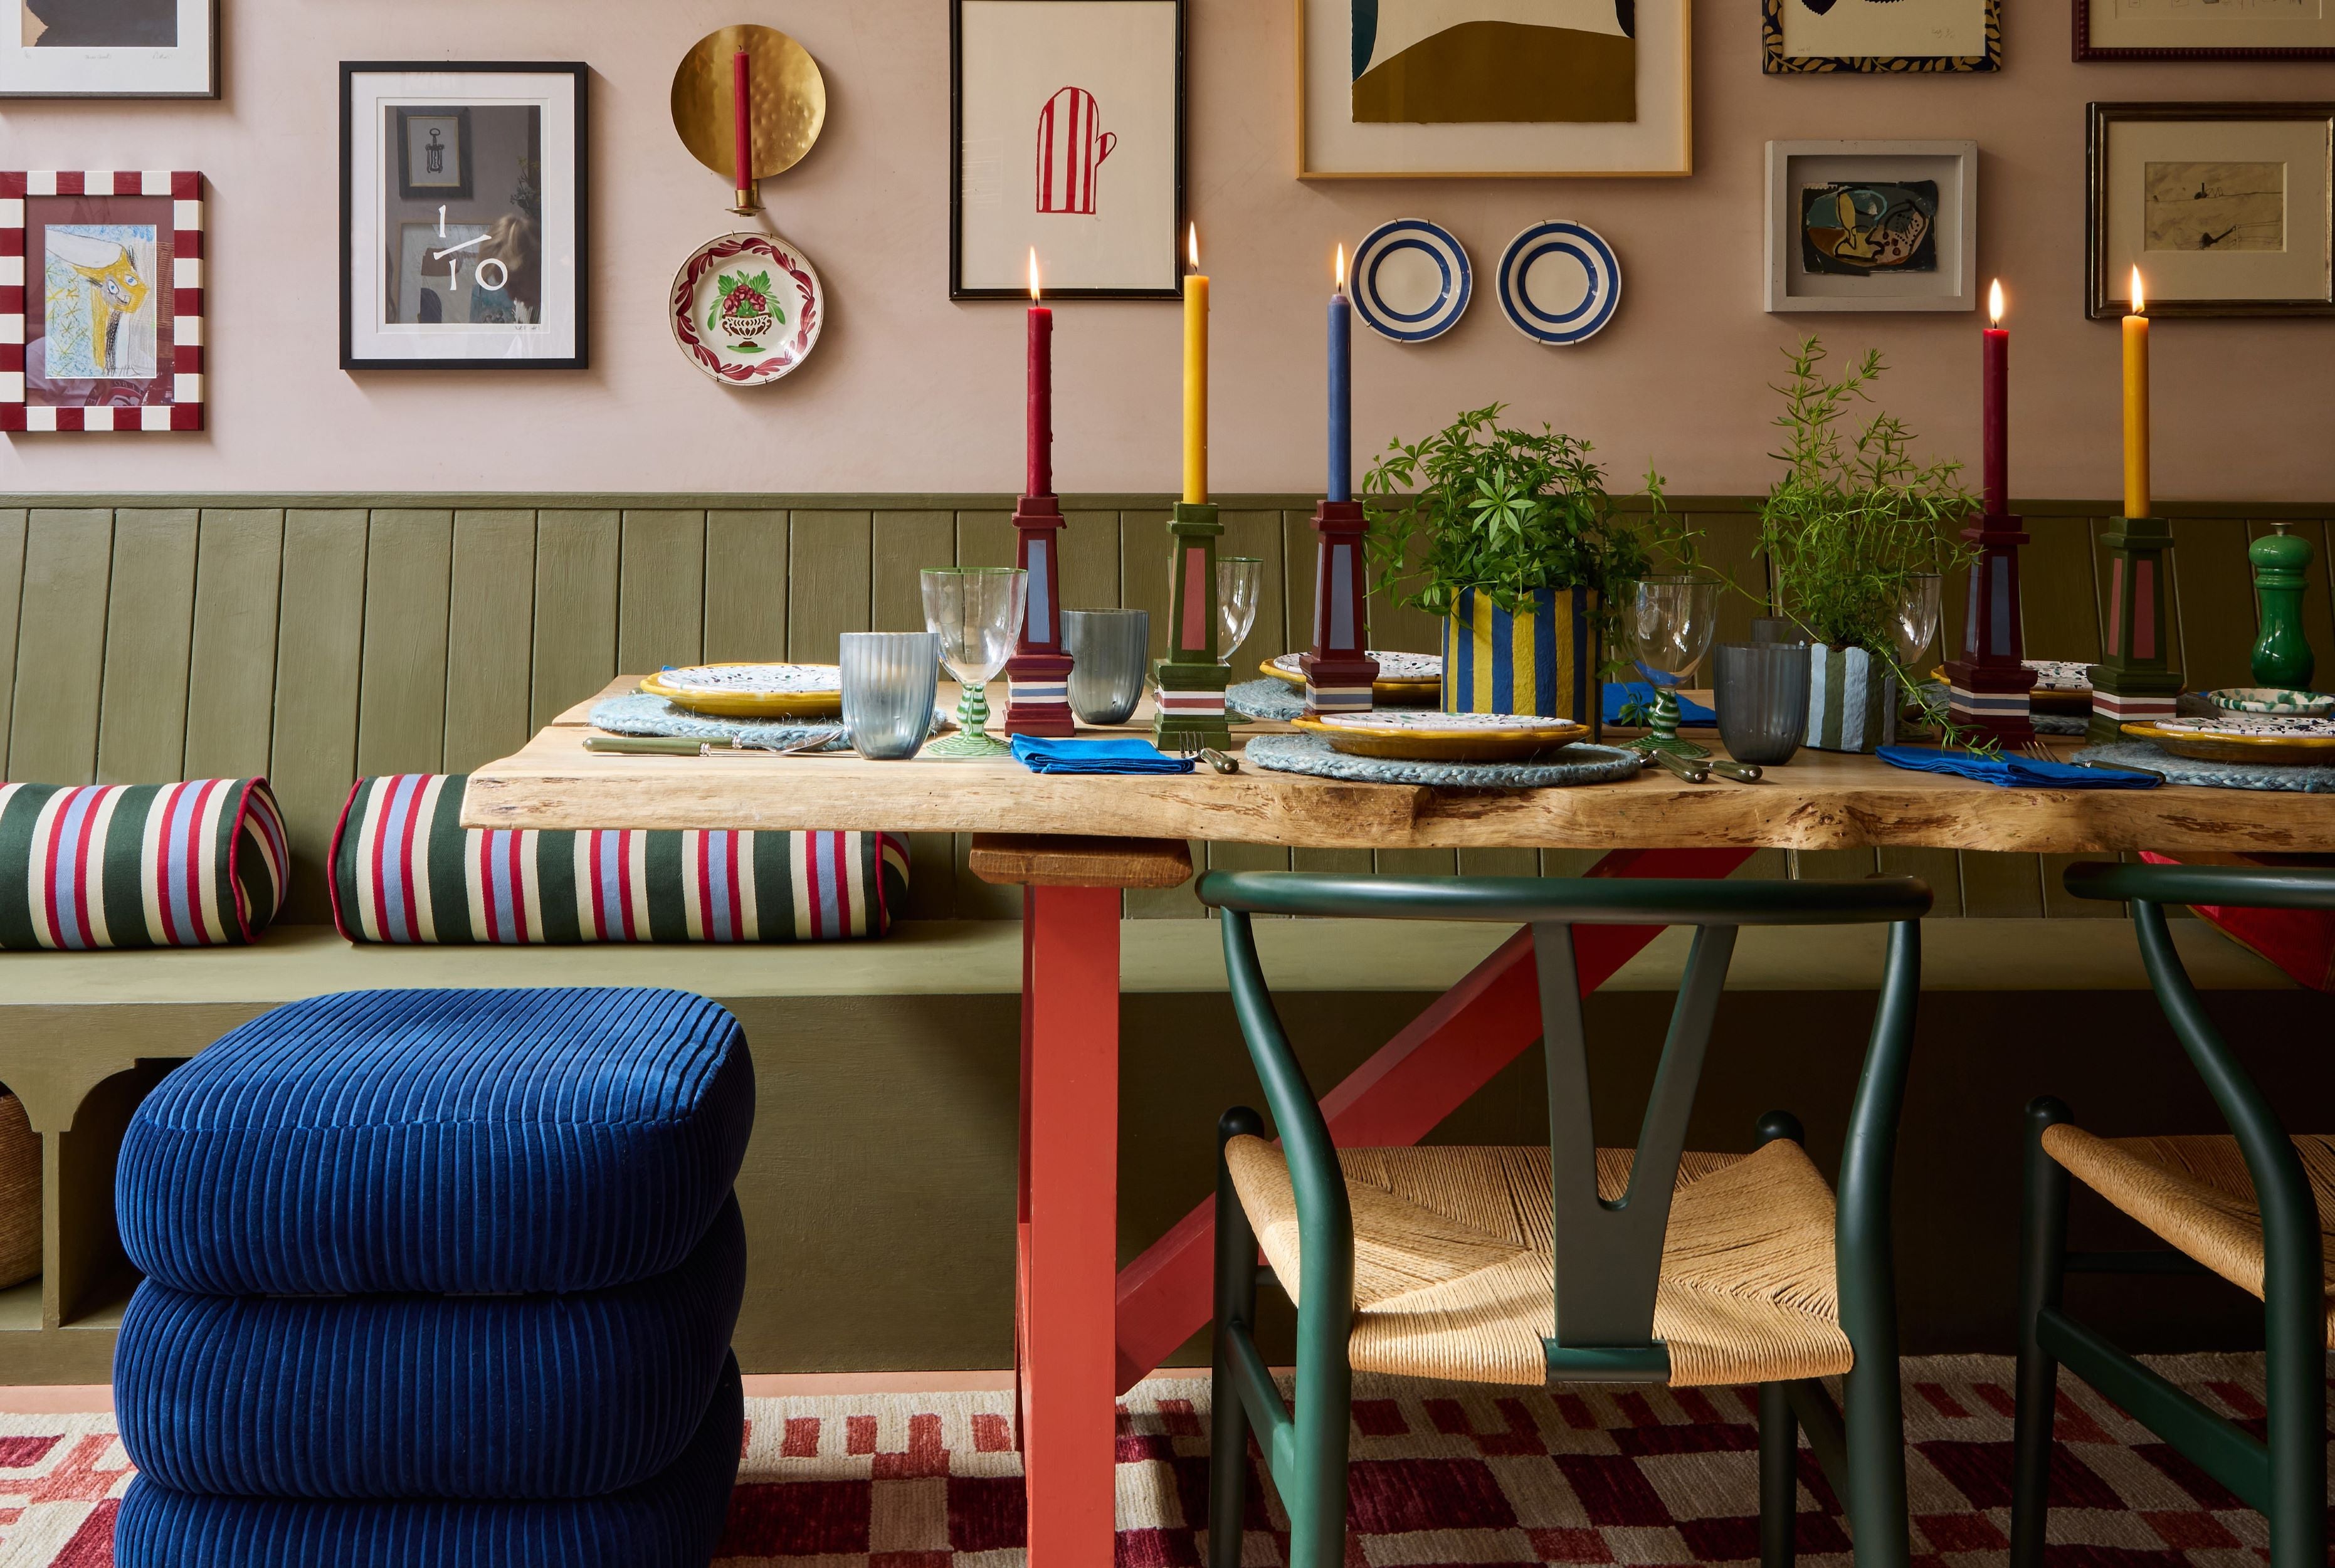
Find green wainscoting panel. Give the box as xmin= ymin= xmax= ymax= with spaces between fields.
xmin=184 ymin=509 xmax=287 ymax=782
xmin=0 ymin=495 xmax=2319 ymax=923
xmin=94 ymin=510 xmax=197 ymax=787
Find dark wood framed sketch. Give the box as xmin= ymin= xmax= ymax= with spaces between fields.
xmin=2087 ymin=101 xmax=2335 ymax=320
xmin=951 ymin=0 xmax=1186 ymax=300
xmin=2075 ymin=0 xmax=2335 ymax=63
xmin=1762 ymin=0 xmax=2001 ymax=73
xmin=340 ymin=62 xmax=589 ymax=369
xmin=1 ymin=0 xmax=216 ymax=97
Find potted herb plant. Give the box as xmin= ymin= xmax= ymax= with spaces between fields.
xmin=1758 ymin=339 xmax=1973 ymax=752
xmin=1363 ymin=404 xmax=1668 ymax=734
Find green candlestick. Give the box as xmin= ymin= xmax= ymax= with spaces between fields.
xmin=2250 ymin=521 xmax=2316 ymax=690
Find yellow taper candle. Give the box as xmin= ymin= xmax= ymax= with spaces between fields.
xmin=1183 ymin=223 xmax=1208 ymax=505
xmin=2122 ymin=265 xmax=2150 ymax=520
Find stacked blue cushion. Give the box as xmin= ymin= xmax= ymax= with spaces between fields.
xmin=112 ymin=987 xmax=755 ymax=1568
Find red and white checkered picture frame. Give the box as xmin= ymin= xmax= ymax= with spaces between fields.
xmin=1 ymin=170 xmax=206 ymax=433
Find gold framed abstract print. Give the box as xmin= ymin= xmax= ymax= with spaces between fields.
xmin=1297 ymin=0 xmax=1690 ymax=179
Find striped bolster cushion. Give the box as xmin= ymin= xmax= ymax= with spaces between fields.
xmin=0 ymin=780 xmax=288 ymax=949
xmin=330 ymin=775 xmax=909 ymax=944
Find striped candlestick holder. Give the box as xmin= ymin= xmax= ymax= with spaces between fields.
xmin=1944 ymin=510 xmax=2035 ymax=745
xmin=1002 ymin=495 xmax=1075 ymax=737
xmin=1300 ymin=500 xmax=1378 ymax=715
xmin=1152 ymin=502 xmax=1232 ymax=748
xmin=2087 ymin=516 xmax=2183 ymax=746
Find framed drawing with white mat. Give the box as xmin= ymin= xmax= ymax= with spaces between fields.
xmin=1 ymin=0 xmax=215 ymax=97
xmin=1296 ymin=0 xmax=1689 ymax=179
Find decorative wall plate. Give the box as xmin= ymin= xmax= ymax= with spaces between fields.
xmin=2207 ymin=687 xmax=2335 ymax=718
xmin=1348 ymin=220 xmax=1470 ymax=343
xmin=1292 ymin=710 xmax=1588 ymax=762
xmin=640 ymin=662 xmax=842 ymax=717
xmin=2124 ymin=714 xmax=2335 ymax=767
xmin=1262 ymin=650 xmax=1442 ymax=702
xmin=671 ymin=231 xmax=824 ymax=386
xmin=1496 ymin=221 xmax=1620 ymax=345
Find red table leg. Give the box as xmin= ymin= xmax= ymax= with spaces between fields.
xmin=1111 ymin=845 xmax=1756 ymax=1391
xmin=1021 ymin=882 xmax=1124 ymax=1565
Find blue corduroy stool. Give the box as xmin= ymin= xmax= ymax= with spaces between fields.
xmin=111 ymin=987 xmax=756 ymax=1568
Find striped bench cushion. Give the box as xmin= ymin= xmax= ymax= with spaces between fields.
xmin=330 ymin=774 xmax=907 ymax=944
xmin=0 ymin=779 xmax=287 ymax=949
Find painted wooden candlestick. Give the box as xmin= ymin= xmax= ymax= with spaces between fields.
xmin=2250 ymin=522 xmax=2316 ymax=690
xmin=1304 ymin=246 xmax=1377 ymax=714
xmin=1946 ymin=283 xmax=2033 ymax=744
xmin=1005 ymin=251 xmax=1075 ymax=737
xmin=2087 ymin=516 xmax=2183 ymax=745
xmin=1154 ymin=504 xmax=1231 ymax=747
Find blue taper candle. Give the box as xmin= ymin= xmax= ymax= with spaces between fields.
xmin=1329 ymin=245 xmax=1352 ymax=503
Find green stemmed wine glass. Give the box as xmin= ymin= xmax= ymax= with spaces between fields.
xmin=1625 ymin=574 xmax=1723 ymax=759
xmin=920 ymin=567 xmax=1028 ymax=759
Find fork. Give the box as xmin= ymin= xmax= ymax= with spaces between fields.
xmin=2019 ymin=737 xmax=2163 ymax=781
xmin=1171 ymin=734 xmax=1240 ymax=774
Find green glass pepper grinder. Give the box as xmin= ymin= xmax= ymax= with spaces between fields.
xmin=2250 ymin=520 xmax=2316 ymax=690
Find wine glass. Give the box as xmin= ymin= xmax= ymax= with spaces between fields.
xmin=920 ymin=567 xmax=1028 ymax=758
xmin=1894 ymin=572 xmax=1946 ymax=729
xmin=1217 ymin=557 xmax=1263 ymax=666
xmin=1624 ymin=575 xmax=1724 ymax=758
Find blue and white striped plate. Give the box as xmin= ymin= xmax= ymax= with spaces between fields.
xmin=1349 ymin=219 xmax=1471 ymax=343
xmin=1497 ymin=221 xmax=1621 ymax=345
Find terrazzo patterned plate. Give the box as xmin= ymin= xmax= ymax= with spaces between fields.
xmin=1248 ymin=732 xmax=1640 ymax=788
xmin=1262 ymin=651 xmax=1442 ymax=703
xmin=2206 ymin=687 xmax=2335 ymax=718
xmin=1292 ymin=710 xmax=1589 ymax=762
xmin=2122 ymin=714 xmax=2335 ymax=767
xmin=638 ymin=663 xmax=843 ymax=717
xmin=1928 ymin=658 xmax=2094 ymax=715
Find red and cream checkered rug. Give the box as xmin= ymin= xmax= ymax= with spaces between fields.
xmin=0 ymin=1355 xmax=2316 ymax=1565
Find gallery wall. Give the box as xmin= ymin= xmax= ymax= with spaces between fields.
xmin=1 ymin=0 xmax=2330 ymax=500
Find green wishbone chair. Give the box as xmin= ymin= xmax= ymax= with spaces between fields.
xmin=1196 ymin=870 xmax=1933 ymax=1568
xmin=2015 ymin=862 xmax=2335 ymax=1568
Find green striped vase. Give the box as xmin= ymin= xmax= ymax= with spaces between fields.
xmin=1805 ymin=645 xmax=1899 ymax=753
xmin=1441 ymin=586 xmax=1599 ymax=732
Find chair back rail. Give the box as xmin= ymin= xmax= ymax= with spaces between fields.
xmin=0 ymin=498 xmax=2321 ymax=923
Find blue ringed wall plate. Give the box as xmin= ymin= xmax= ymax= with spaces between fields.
xmin=1349 ymin=219 xmax=1471 ymax=344
xmin=1497 ymin=221 xmax=1621 ymax=346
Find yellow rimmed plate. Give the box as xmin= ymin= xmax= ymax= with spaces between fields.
xmin=1262 ymin=651 xmax=1442 ymax=705
xmin=1292 ymin=710 xmax=1589 ymax=762
xmin=2122 ymin=715 xmax=2335 ymax=768
xmin=640 ymin=662 xmax=843 ymax=718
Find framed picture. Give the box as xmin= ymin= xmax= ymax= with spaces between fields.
xmin=1761 ymin=0 xmax=2001 ymax=75
xmin=2087 ymin=102 xmax=2335 ymax=319
xmin=395 ymin=107 xmax=473 ymax=201
xmin=1 ymin=170 xmax=206 ymax=433
xmin=951 ymin=0 xmax=1184 ymax=300
xmin=2076 ymin=0 xmax=2335 ymax=63
xmin=1297 ymin=0 xmax=1690 ymax=179
xmin=1766 ymin=141 xmax=1977 ymax=313
xmin=339 ymin=61 xmax=588 ymax=369
xmin=1 ymin=0 xmax=215 ymax=98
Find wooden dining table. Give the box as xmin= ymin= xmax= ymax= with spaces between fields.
xmin=465 ymin=680 xmax=2335 ymax=1567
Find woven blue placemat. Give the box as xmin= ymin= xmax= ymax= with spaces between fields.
xmin=1245 ymin=732 xmax=1643 ymax=788
xmin=2072 ymin=739 xmax=2335 ymax=792
xmin=589 ymin=692 xmax=949 ymax=750
xmin=1227 ymin=678 xmax=1304 ymax=723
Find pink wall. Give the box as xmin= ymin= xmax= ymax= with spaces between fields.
xmin=4 ymin=1 xmax=2330 ymax=500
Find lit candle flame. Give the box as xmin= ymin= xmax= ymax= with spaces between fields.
xmin=1988 ymin=279 xmax=2004 ymax=327
xmin=2130 ymin=266 xmax=2146 ymax=316
xmin=1336 ymin=243 xmax=1347 ymax=293
xmin=1028 ymin=246 xmax=1041 ymax=303
xmin=1187 ymin=223 xmax=1199 ymax=272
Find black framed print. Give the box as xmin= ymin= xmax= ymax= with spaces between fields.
xmin=340 ymin=61 xmax=588 ymax=370
xmin=2 ymin=0 xmax=217 ymax=97
xmin=951 ymin=0 xmax=1186 ymax=300
xmin=1761 ymin=0 xmax=2001 ymax=74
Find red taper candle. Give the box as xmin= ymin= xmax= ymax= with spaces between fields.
xmin=732 ymin=47 xmax=753 ymax=209
xmin=1026 ymin=248 xmax=1053 ymax=497
xmin=1982 ymin=279 xmax=2008 ymax=515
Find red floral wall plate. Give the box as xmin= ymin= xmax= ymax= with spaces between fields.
xmin=670 ymin=231 xmax=824 ymax=386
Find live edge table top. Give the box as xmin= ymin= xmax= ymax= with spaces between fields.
xmin=461 ymin=679 xmax=2335 ymax=856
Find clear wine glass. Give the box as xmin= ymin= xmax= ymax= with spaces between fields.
xmin=1625 ymin=574 xmax=1724 ymax=758
xmin=920 ymin=567 xmax=1028 ymax=758
xmin=1217 ymin=557 xmax=1263 ymax=666
xmin=1893 ymin=573 xmax=1943 ymax=670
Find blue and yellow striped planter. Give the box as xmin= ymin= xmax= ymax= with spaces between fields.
xmin=1442 ymin=586 xmax=1598 ymax=728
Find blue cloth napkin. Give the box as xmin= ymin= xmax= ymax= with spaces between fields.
xmin=1603 ymin=681 xmax=1716 ymax=727
xmin=1876 ymin=745 xmax=2158 ymax=790
xmin=1009 ymin=734 xmax=1196 ymax=775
